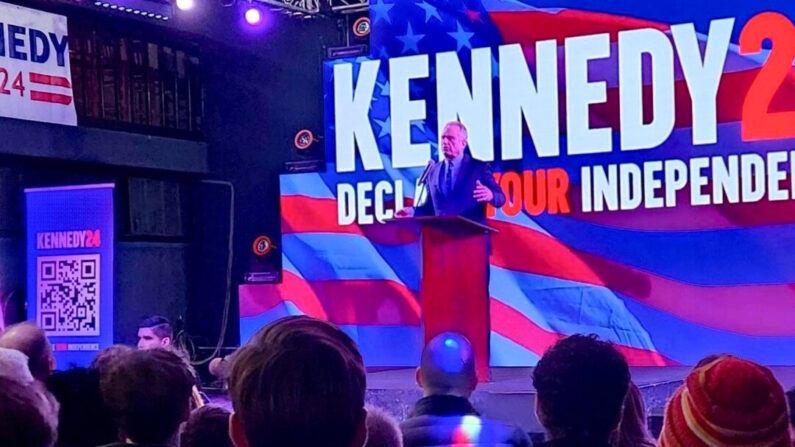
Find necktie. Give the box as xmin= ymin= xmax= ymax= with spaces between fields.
xmin=445 ymin=161 xmax=453 ymax=195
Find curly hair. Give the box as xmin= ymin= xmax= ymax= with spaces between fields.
xmin=533 ymin=334 xmax=630 ymax=440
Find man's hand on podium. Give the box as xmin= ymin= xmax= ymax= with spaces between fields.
xmin=395 ymin=206 xmax=415 ymax=218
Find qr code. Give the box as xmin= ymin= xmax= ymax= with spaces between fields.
xmin=37 ymin=254 xmax=100 ymax=336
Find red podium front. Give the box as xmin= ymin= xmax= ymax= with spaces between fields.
xmin=393 ymin=216 xmax=496 ymax=382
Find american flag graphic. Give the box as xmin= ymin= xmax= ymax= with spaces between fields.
xmin=29 ymin=72 xmax=73 ymax=105
xmin=239 ymin=0 xmax=795 ymax=367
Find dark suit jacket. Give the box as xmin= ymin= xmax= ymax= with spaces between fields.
xmin=415 ymin=153 xmax=506 ymax=222
xmin=401 ymin=395 xmax=531 ymax=447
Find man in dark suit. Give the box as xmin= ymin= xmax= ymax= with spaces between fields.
xmin=401 ymin=332 xmax=531 ymax=447
xmin=396 ymin=121 xmax=505 ymax=221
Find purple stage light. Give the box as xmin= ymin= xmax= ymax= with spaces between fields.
xmin=245 ymin=5 xmax=262 ymax=25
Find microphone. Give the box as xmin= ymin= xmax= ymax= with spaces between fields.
xmin=418 ymin=159 xmax=436 ymax=185
xmin=413 ymin=159 xmax=436 ymax=209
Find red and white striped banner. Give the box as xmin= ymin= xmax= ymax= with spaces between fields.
xmin=0 ymin=2 xmax=76 ymax=126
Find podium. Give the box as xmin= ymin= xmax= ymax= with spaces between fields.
xmin=391 ymin=215 xmax=497 ymax=382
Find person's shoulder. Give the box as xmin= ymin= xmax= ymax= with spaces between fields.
xmin=400 ymin=413 xmax=472 ymax=431
xmin=464 ymin=154 xmax=491 ymax=168
xmin=476 ymin=417 xmax=532 ymax=446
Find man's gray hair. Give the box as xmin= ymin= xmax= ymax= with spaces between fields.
xmin=444 ymin=121 xmax=468 ymax=141
xmin=0 ymin=347 xmax=34 ymax=384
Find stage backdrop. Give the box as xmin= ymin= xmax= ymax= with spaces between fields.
xmin=240 ymin=0 xmax=795 ymax=366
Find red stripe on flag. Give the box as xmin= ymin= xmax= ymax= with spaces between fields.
xmin=239 ymin=271 xmax=327 ymax=319
xmin=281 ymin=195 xmax=364 ymax=236
xmin=286 ymin=185 xmax=795 ymax=235
xmin=281 ymin=195 xmax=420 ymax=245
xmin=489 ymin=10 xmax=668 ymax=44
xmin=29 ymin=72 xmax=71 ymax=88
xmin=239 ymin=272 xmax=422 ymax=325
xmin=490 ymin=298 xmax=677 ymax=366
xmin=488 ymin=218 xmax=795 ymax=337
xmin=238 ymin=272 xmax=670 ymax=364
xmin=275 ymin=195 xmax=795 ymax=335
xmin=30 ymin=91 xmax=73 ymax=105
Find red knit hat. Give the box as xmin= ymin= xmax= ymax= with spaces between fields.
xmin=659 ymin=356 xmax=791 ymax=447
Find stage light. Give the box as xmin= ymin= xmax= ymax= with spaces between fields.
xmin=176 ymin=0 xmax=195 ymax=10
xmin=244 ymin=6 xmax=262 ymax=25
xmin=90 ymin=0 xmax=172 ymax=21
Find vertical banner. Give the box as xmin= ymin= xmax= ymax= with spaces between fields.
xmin=26 ymin=184 xmax=114 ymax=368
xmin=0 ymin=2 xmax=77 ymax=126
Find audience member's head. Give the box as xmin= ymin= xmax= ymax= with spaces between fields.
xmin=0 ymin=376 xmax=58 ymax=447
xmin=180 ymin=405 xmax=234 ymax=447
xmin=90 ymin=344 xmax=134 ymax=375
xmin=0 ymin=346 xmax=35 ymax=384
xmin=533 ymin=334 xmax=630 ymax=442
xmin=694 ymin=353 xmax=728 ymax=369
xmin=416 ymin=332 xmax=476 ymax=398
xmin=0 ymin=321 xmax=55 ymax=381
xmin=100 ymin=348 xmax=194 ymax=445
xmin=228 ymin=316 xmax=367 ymax=447
xmin=659 ymin=355 xmax=791 ymax=447
xmin=45 ymin=367 xmax=118 ymax=447
xmin=136 ymin=316 xmax=173 ymax=350
xmin=364 ymin=406 xmax=402 ymax=447
xmin=209 ymin=350 xmax=238 ymax=382
xmin=611 ymin=382 xmax=654 ymax=447
xmin=787 ymin=387 xmax=795 ymax=442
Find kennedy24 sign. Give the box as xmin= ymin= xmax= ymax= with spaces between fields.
xmin=0 ymin=2 xmax=76 ymax=126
